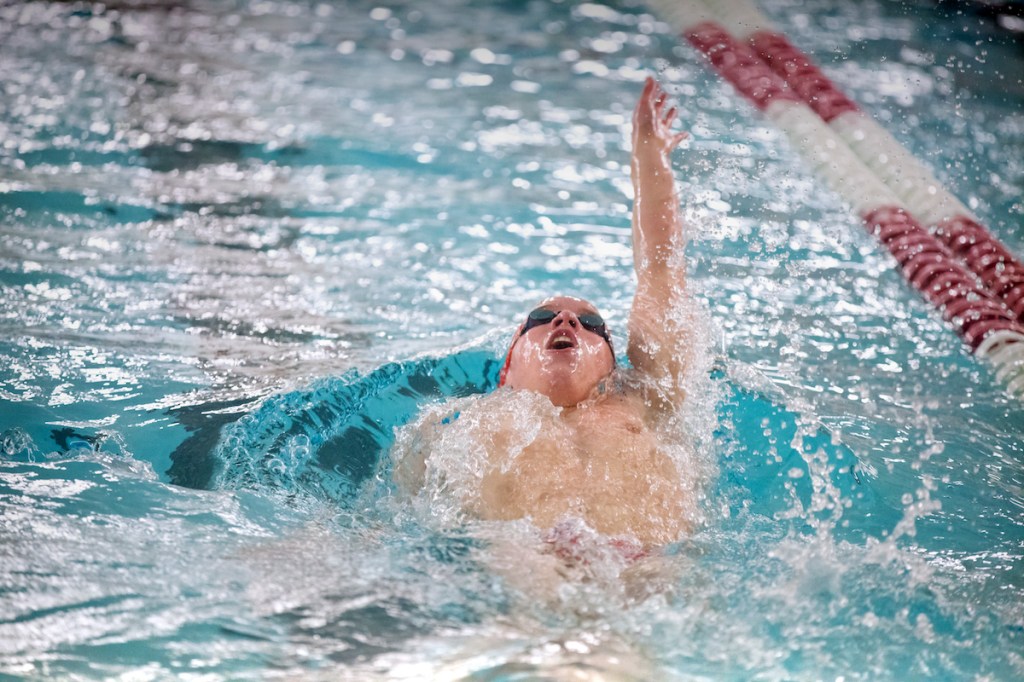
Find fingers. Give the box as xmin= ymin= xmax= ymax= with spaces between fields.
xmin=643 ymin=76 xmax=667 ymax=109
xmin=648 ymin=79 xmax=674 ymax=120
xmin=635 ymin=77 xmax=657 ymax=119
xmin=641 ymin=76 xmax=657 ymax=108
xmin=663 ymin=106 xmax=677 ymax=127
xmin=653 ymin=85 xmax=667 ymax=113
xmin=637 ymin=76 xmax=689 ymax=148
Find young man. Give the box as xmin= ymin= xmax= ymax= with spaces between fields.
xmin=397 ymin=78 xmax=700 ymax=551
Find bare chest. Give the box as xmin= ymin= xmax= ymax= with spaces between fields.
xmin=476 ymin=397 xmax=688 ymax=544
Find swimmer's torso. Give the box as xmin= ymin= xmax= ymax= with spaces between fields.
xmin=396 ymin=385 xmax=693 ymax=547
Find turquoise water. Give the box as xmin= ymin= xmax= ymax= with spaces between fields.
xmin=1 ymin=0 xmax=1023 ymax=678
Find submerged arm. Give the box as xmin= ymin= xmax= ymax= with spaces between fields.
xmin=627 ymin=77 xmax=693 ymax=404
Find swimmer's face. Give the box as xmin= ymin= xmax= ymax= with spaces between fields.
xmin=502 ymin=295 xmax=615 ymax=407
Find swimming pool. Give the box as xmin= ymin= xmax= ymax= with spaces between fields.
xmin=1 ymin=0 xmax=1022 ymax=678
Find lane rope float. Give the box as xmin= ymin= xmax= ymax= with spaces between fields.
xmin=704 ymin=0 xmax=1024 ymax=324
xmin=645 ymin=0 xmax=1024 ymax=396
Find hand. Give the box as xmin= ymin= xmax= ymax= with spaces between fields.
xmin=632 ymin=77 xmax=688 ymax=160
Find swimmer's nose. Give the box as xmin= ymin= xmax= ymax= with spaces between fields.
xmin=552 ymin=310 xmax=579 ymax=329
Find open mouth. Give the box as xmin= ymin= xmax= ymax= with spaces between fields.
xmin=546 ymin=331 xmax=577 ymax=351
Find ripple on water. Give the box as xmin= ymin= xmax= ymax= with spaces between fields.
xmin=1 ymin=0 xmax=1023 ymax=678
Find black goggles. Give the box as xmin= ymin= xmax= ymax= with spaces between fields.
xmin=520 ymin=307 xmax=613 ymax=347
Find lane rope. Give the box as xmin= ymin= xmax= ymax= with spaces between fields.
xmin=707 ymin=0 xmax=1024 ymax=324
xmin=645 ymin=0 xmax=1024 ymax=396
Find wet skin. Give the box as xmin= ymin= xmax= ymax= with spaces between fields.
xmin=402 ymin=78 xmax=696 ymax=548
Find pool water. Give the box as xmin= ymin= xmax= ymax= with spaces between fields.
xmin=1 ymin=0 xmax=1023 ymax=678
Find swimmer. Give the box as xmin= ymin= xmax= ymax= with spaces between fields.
xmin=395 ymin=77 xmax=699 ymax=554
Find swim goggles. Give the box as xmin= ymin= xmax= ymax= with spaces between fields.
xmin=520 ymin=307 xmax=613 ymax=348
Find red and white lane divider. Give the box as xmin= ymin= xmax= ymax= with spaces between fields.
xmin=704 ymin=0 xmax=1024 ymax=324
xmin=646 ymin=0 xmax=1024 ymax=395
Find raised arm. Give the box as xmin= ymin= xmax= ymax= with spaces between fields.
xmin=630 ymin=77 xmax=688 ymax=284
xmin=627 ymin=77 xmax=693 ymax=405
